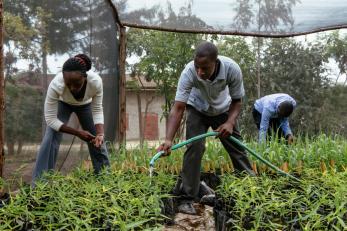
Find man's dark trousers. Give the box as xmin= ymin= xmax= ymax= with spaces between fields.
xmin=176 ymin=105 xmax=255 ymax=202
xmin=252 ymin=107 xmax=286 ymax=140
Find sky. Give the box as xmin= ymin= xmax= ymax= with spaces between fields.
xmin=13 ymin=32 xmax=346 ymax=85
xmin=123 ymin=0 xmax=347 ymax=32
xmin=13 ymin=0 xmax=347 ymax=84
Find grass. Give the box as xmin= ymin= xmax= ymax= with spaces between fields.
xmin=0 ymin=134 xmax=346 ymax=230
xmin=111 ymin=134 xmax=347 ymax=175
xmin=216 ymin=169 xmax=347 ymax=230
xmin=0 ymin=169 xmax=175 ymax=230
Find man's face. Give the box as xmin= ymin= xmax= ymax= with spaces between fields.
xmin=277 ymin=104 xmax=292 ymax=118
xmin=194 ymin=56 xmax=216 ymax=80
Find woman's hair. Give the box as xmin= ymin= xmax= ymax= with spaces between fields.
xmin=62 ymin=54 xmax=92 ymax=77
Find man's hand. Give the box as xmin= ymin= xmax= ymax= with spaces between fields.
xmin=77 ymin=130 xmax=95 ymax=142
xmin=215 ymin=121 xmax=234 ymax=138
xmin=93 ymin=134 xmax=104 ymax=148
xmin=286 ymin=134 xmax=294 ymax=145
xmin=157 ymin=140 xmax=173 ymax=156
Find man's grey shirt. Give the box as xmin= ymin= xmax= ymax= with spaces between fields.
xmin=175 ymin=56 xmax=245 ymax=116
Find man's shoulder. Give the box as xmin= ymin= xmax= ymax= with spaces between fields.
xmin=180 ymin=61 xmax=196 ymax=80
xmin=218 ymin=55 xmax=238 ymax=66
xmin=184 ymin=60 xmax=195 ymax=71
xmin=218 ymin=56 xmax=241 ymax=75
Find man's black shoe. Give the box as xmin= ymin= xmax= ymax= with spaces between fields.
xmin=177 ymin=202 xmax=197 ymax=215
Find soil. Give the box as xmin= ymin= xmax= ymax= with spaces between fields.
xmin=163 ymin=204 xmax=215 ymax=231
xmin=2 ymin=143 xmax=89 ymax=190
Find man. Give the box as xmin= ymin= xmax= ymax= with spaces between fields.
xmin=157 ymin=41 xmax=255 ymax=215
xmin=253 ymin=93 xmax=296 ymax=144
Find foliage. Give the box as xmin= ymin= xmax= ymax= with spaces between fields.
xmin=5 ymin=82 xmax=43 ymax=154
xmin=127 ymin=29 xmax=205 ymax=118
xmin=3 ymin=11 xmax=39 ymax=80
xmin=257 ymin=38 xmax=330 ymax=135
xmin=232 ymin=0 xmax=299 ymax=32
xmin=3 ymin=12 xmax=37 ymax=59
xmin=324 ymin=31 xmax=347 ymax=82
xmin=0 ymin=170 xmax=175 ymax=230
xmin=126 ymin=3 xmax=216 ymax=118
xmin=1 ymin=137 xmax=347 ymax=229
xmin=217 ymin=170 xmax=347 ymax=230
xmin=110 ymin=134 xmax=347 ymax=175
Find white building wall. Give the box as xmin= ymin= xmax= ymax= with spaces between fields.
xmin=126 ymin=90 xmax=166 ymax=141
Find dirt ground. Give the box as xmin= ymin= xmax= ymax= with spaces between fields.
xmin=1 ymin=140 xmax=159 ymax=190
xmin=164 ymin=204 xmax=215 ymax=231
xmin=2 ymin=143 xmax=89 ymax=190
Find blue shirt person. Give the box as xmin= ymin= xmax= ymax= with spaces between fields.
xmin=252 ymin=93 xmax=296 ymax=143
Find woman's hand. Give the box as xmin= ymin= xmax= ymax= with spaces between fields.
xmin=93 ymin=134 xmax=104 ymax=148
xmin=77 ymin=130 xmax=95 ymax=142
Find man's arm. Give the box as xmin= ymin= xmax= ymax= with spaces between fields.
xmin=215 ymin=98 xmax=242 ymax=138
xmin=281 ymin=118 xmax=294 ymax=144
xmin=157 ymin=101 xmax=186 ymax=154
xmin=280 ymin=118 xmax=292 ymax=136
xmin=220 ymin=60 xmax=244 ymax=138
xmin=258 ymin=108 xmax=272 ymax=143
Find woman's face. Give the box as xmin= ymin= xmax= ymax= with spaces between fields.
xmin=63 ymin=71 xmax=85 ymax=94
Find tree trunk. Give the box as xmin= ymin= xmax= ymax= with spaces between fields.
xmin=143 ymin=95 xmax=155 ymax=142
xmin=136 ymin=91 xmax=143 ymax=147
xmin=6 ymin=141 xmax=14 ymax=156
xmin=41 ymin=39 xmax=48 ymax=137
xmin=118 ymin=27 xmax=127 ymax=146
xmin=16 ymin=139 xmax=23 ymax=155
xmin=256 ymin=37 xmax=261 ymax=98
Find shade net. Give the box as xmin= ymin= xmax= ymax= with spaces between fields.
xmin=3 ymin=0 xmax=119 ymax=186
xmin=112 ymin=0 xmax=347 ymax=36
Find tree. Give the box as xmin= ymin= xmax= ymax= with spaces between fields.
xmin=324 ymin=31 xmax=347 ymax=86
xmin=3 ymin=11 xmax=38 ymax=80
xmin=232 ymin=0 xmax=299 ymax=98
xmin=127 ymin=3 xmax=212 ymax=139
xmin=216 ymin=36 xmax=257 ymax=135
xmin=5 ymin=82 xmax=42 ymax=155
xmin=318 ymin=85 xmax=347 ymax=136
xmin=260 ymin=38 xmax=330 ymax=135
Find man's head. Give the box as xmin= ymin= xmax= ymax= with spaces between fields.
xmin=278 ymin=101 xmax=294 ymax=118
xmin=194 ymin=41 xmax=218 ymax=80
xmin=62 ymin=54 xmax=92 ymax=94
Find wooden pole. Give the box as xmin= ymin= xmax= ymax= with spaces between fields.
xmin=0 ymin=0 xmax=5 ymax=177
xmin=118 ymin=26 xmax=126 ymax=146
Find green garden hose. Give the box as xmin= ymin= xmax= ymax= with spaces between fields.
xmin=149 ymin=131 xmax=300 ymax=182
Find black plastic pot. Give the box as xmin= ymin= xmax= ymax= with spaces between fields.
xmin=0 ymin=192 xmax=10 ymax=208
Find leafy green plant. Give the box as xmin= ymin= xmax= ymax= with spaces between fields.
xmin=0 ymin=170 xmax=175 ymax=230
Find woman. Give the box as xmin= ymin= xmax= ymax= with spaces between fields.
xmin=32 ymin=54 xmax=110 ymax=183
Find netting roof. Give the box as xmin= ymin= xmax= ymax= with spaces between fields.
xmin=111 ymin=0 xmax=347 ymax=37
